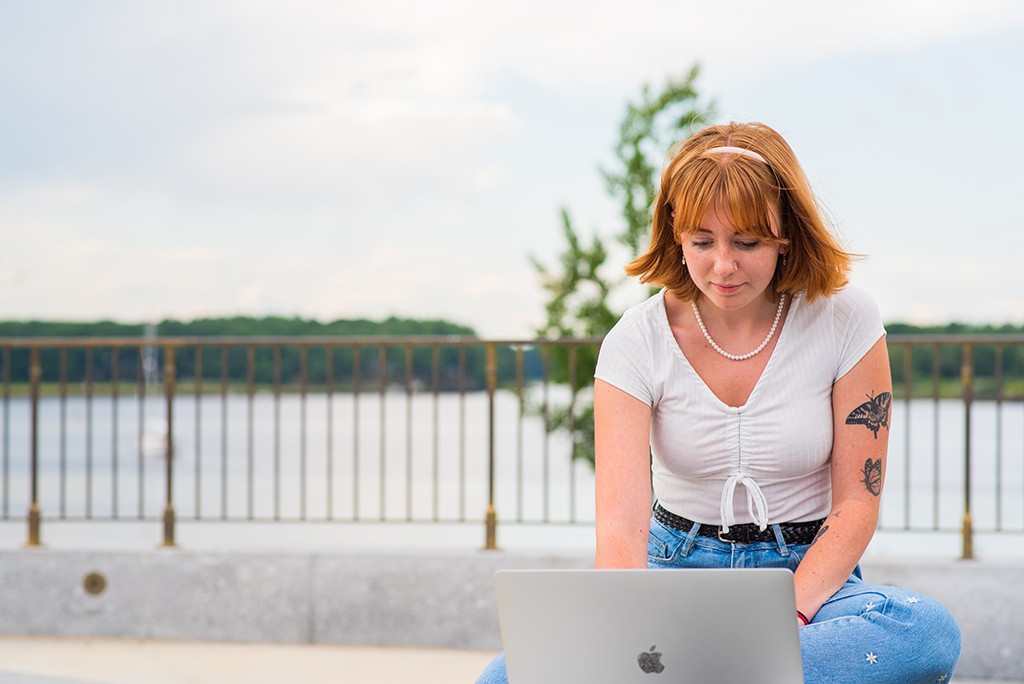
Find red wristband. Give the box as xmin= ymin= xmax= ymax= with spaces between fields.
xmin=797 ymin=611 xmax=810 ymax=626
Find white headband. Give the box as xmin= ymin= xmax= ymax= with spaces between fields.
xmin=703 ymin=146 xmax=767 ymax=164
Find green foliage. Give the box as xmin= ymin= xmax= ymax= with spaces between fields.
xmin=0 ymin=316 xmax=476 ymax=339
xmin=0 ymin=315 xmax=483 ymax=389
xmin=533 ymin=66 xmax=715 ymax=465
xmin=603 ymin=64 xmax=713 ymax=254
xmin=0 ymin=320 xmax=148 ymax=338
xmin=887 ymin=322 xmax=1024 ymax=399
xmin=532 ymin=209 xmax=619 ymax=341
xmin=886 ymin=322 xmax=1024 ymax=336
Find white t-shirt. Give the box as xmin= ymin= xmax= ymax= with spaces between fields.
xmin=594 ymin=284 xmax=885 ymax=530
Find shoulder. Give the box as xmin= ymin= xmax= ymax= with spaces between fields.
xmin=795 ymin=283 xmax=882 ymax=328
xmin=830 ymin=283 xmax=884 ymax=335
xmin=811 ymin=284 xmax=886 ymax=379
xmin=604 ymin=289 xmax=665 ymax=341
xmin=595 ymin=291 xmax=667 ymax=406
xmin=832 ymin=282 xmax=881 ymax=315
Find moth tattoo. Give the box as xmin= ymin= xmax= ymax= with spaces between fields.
xmin=845 ymin=391 xmax=892 ymax=439
xmin=860 ymin=457 xmax=883 ymax=497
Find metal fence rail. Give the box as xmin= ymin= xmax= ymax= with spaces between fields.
xmin=1 ymin=334 xmax=1022 ymax=557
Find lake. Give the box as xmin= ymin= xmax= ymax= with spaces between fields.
xmin=1 ymin=390 xmax=1022 ymax=552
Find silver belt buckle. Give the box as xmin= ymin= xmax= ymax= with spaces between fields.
xmin=717 ymin=527 xmax=736 ymax=543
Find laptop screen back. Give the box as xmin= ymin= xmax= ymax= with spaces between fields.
xmin=494 ymin=568 xmax=804 ymax=684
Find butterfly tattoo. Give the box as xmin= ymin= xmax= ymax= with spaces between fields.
xmin=845 ymin=391 xmax=892 ymax=439
xmin=860 ymin=457 xmax=883 ymax=497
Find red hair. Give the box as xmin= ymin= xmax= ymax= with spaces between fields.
xmin=626 ymin=122 xmax=855 ymax=302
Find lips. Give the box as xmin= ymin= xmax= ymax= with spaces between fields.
xmin=712 ymin=282 xmax=743 ymax=294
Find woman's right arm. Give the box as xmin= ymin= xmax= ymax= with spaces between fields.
xmin=594 ymin=378 xmax=653 ymax=569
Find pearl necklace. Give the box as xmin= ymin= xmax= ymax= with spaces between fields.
xmin=691 ymin=294 xmax=786 ymax=361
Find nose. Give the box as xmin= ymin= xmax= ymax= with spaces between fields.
xmin=713 ymin=245 xmax=738 ymax=275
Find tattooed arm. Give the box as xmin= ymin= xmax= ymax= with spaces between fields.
xmin=793 ymin=336 xmax=892 ymax=622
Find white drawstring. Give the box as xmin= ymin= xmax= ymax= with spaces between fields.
xmin=719 ymin=473 xmax=769 ymax=532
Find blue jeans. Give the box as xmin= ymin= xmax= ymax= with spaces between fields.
xmin=476 ymin=517 xmax=961 ymax=683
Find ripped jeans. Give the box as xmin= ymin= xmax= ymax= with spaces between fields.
xmin=475 ymin=516 xmax=962 ymax=683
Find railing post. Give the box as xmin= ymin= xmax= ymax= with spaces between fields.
xmin=162 ymin=344 xmax=177 ymax=547
xmin=25 ymin=347 xmax=42 ymax=547
xmin=484 ymin=342 xmax=499 ymax=550
xmin=960 ymin=343 xmax=974 ymax=560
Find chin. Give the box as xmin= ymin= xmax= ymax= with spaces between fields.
xmin=703 ymin=293 xmax=756 ymax=310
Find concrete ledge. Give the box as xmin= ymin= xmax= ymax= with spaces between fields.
xmin=863 ymin=559 xmax=1024 ymax=680
xmin=312 ymin=551 xmax=587 ymax=648
xmin=0 ymin=549 xmax=1019 ymax=680
xmin=0 ymin=550 xmax=313 ymax=642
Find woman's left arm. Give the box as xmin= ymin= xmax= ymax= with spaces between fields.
xmin=793 ymin=336 xmax=892 ymax=621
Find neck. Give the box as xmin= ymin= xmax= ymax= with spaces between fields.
xmin=688 ymin=292 xmax=787 ymax=362
xmin=692 ymin=293 xmax=780 ymax=330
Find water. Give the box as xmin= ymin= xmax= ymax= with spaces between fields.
xmin=0 ymin=388 xmax=588 ymax=525
xmin=0 ymin=390 xmax=1022 ymax=556
xmin=882 ymin=397 xmax=1024 ymax=533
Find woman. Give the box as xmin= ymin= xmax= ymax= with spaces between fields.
xmin=477 ymin=122 xmax=961 ymax=683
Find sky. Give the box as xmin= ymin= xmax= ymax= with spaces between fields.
xmin=1 ymin=0 xmax=1022 ymax=338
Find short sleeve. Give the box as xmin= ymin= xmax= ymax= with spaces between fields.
xmin=594 ymin=309 xmax=655 ymax=407
xmin=833 ymin=284 xmax=887 ymax=380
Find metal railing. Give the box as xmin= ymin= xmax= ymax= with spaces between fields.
xmin=1 ymin=334 xmax=1022 ymax=557
xmin=885 ymin=335 xmax=1024 ymax=558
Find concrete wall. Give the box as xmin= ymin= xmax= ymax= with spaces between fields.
xmin=0 ymin=549 xmax=1020 ymax=680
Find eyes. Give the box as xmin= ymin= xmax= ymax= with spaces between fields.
xmin=688 ymin=238 xmax=763 ymax=251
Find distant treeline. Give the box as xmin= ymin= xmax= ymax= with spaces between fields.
xmin=0 ymin=318 xmax=1021 ymax=393
xmin=0 ymin=315 xmax=478 ymax=339
xmin=886 ymin=322 xmax=1024 ymax=390
xmin=0 ymin=316 xmax=508 ymax=391
xmin=886 ymin=322 xmax=1024 ymax=336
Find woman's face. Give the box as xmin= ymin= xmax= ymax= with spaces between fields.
xmin=680 ymin=203 xmax=785 ymax=313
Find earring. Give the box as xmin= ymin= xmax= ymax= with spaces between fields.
xmin=680 ymin=255 xmax=686 ymax=267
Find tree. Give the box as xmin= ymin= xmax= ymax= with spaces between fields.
xmin=532 ymin=65 xmax=714 ymax=465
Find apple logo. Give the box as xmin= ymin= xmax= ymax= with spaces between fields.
xmin=637 ymin=645 xmax=665 ymax=674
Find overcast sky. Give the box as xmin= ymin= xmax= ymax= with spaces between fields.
xmin=1 ymin=0 xmax=1022 ymax=337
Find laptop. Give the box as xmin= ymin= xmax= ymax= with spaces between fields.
xmin=493 ymin=568 xmax=804 ymax=684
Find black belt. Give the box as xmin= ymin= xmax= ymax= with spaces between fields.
xmin=653 ymin=502 xmax=824 ymax=545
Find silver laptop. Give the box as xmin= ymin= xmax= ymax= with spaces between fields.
xmin=494 ymin=568 xmax=804 ymax=684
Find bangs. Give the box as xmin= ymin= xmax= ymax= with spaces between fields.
xmin=670 ymin=155 xmax=784 ymax=244
xmin=629 ymin=121 xmax=852 ymax=302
